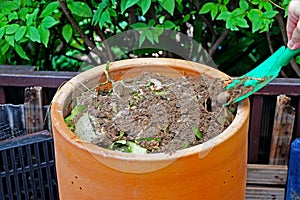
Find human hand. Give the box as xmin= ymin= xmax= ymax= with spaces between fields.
xmin=287 ymin=0 xmax=300 ymax=49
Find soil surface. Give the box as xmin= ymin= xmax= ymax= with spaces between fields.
xmin=68 ymin=72 xmax=238 ymax=154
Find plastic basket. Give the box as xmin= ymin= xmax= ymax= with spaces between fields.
xmin=0 ymin=123 xmax=24 ymax=141
xmin=0 ymin=104 xmax=26 ymax=142
xmin=0 ymin=131 xmax=59 ymax=200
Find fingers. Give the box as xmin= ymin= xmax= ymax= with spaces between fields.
xmin=287 ymin=0 xmax=300 ymax=49
xmin=288 ymin=20 xmax=300 ymax=49
xmin=286 ymin=13 xmax=298 ymax=41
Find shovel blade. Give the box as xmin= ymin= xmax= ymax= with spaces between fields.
xmin=225 ymin=46 xmax=288 ymax=104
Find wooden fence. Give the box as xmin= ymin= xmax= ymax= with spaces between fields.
xmin=0 ymin=65 xmax=299 ymax=199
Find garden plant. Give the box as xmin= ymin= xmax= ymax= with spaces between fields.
xmin=0 ymin=0 xmax=299 ymax=78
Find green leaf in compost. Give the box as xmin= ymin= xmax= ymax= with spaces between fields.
xmin=127 ymin=141 xmax=148 ymax=154
xmin=65 ymin=105 xmax=87 ymax=129
xmin=136 ymin=137 xmax=161 ymax=142
xmin=110 ymin=140 xmax=148 ymax=154
xmin=109 ymin=140 xmax=131 ymax=152
xmin=182 ymin=142 xmax=189 ymax=149
xmin=153 ymin=90 xmax=165 ymax=96
xmin=192 ymin=126 xmax=203 ymax=139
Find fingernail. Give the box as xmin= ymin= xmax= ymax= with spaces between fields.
xmin=288 ymin=40 xmax=294 ymax=48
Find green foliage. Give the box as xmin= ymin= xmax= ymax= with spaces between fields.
xmin=158 ymin=0 xmax=175 ymax=15
xmin=200 ymin=0 xmax=279 ymax=32
xmin=68 ymin=1 xmax=93 ymax=17
xmin=0 ymin=0 xmax=60 ymax=63
xmin=62 ymin=24 xmax=73 ymax=43
xmin=1 ymin=0 xmax=297 ymax=77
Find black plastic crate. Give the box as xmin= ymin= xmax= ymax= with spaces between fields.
xmin=0 ymin=131 xmax=59 ymax=200
xmin=0 ymin=104 xmax=26 ymax=141
xmin=0 ymin=123 xmax=24 ymax=141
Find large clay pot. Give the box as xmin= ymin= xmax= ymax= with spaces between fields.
xmin=51 ymin=58 xmax=250 ymax=199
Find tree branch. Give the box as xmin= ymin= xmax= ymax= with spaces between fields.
xmin=266 ymin=31 xmax=274 ymax=54
xmin=290 ymin=59 xmax=300 ymax=77
xmin=58 ymin=0 xmax=95 ymax=51
xmin=201 ymin=15 xmax=216 ymax=43
xmin=95 ymin=26 xmax=114 ymax=61
xmin=209 ymin=29 xmax=230 ymax=56
xmin=276 ymin=13 xmax=287 ymax=44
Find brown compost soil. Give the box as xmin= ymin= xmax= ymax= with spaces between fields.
xmin=69 ymin=72 xmax=240 ymax=154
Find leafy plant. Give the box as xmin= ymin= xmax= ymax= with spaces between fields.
xmin=1 ymin=0 xmax=299 ymax=77
xmin=0 ymin=1 xmax=58 ymax=61
xmin=199 ymin=0 xmax=279 ymax=32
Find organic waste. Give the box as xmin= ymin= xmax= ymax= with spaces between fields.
xmin=65 ymin=65 xmax=238 ymax=154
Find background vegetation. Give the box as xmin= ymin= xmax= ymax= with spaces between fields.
xmin=0 ymin=0 xmax=299 ymax=78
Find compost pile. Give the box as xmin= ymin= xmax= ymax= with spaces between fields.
xmin=66 ymin=72 xmax=238 ymax=154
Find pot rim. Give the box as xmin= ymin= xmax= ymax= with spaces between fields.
xmin=51 ymin=58 xmax=250 ymax=161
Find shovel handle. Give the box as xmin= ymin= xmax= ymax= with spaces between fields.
xmin=280 ymin=47 xmax=300 ymax=66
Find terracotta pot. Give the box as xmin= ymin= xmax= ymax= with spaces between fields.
xmin=51 ymin=58 xmax=250 ymax=199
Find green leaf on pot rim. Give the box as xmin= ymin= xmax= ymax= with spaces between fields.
xmin=65 ymin=105 xmax=87 ymax=130
xmin=127 ymin=141 xmax=148 ymax=154
xmin=110 ymin=140 xmax=148 ymax=154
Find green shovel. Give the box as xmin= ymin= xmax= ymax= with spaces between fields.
xmin=225 ymin=46 xmax=300 ymax=104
